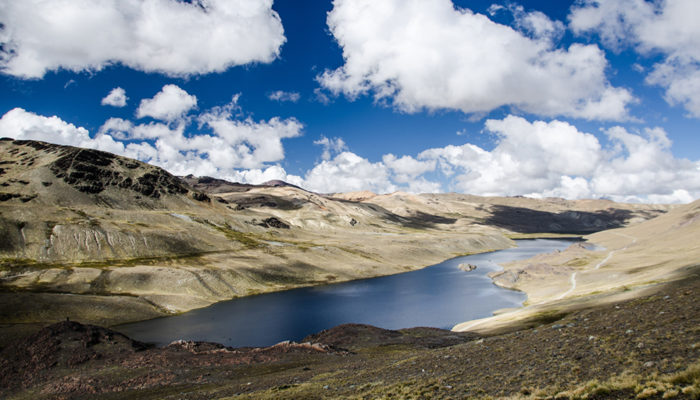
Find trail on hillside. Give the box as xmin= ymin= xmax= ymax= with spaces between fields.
xmin=555 ymin=232 xmax=638 ymax=300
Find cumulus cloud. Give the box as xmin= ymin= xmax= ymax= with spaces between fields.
xmin=0 ymin=0 xmax=285 ymax=78
xmin=491 ymin=3 xmax=565 ymax=43
xmin=318 ymin=0 xmax=634 ymax=120
xmin=101 ymin=87 xmax=128 ymax=107
xmin=198 ymin=97 xmax=304 ymax=169
xmin=3 ymin=106 xmax=696 ymax=202
xmin=97 ymin=117 xmax=133 ymax=140
xmin=417 ymin=115 xmax=700 ymax=203
xmin=226 ymin=165 xmax=301 ymax=186
xmin=590 ymin=126 xmax=700 ymax=202
xmin=300 ymin=152 xmax=396 ymax=194
xmin=569 ymin=0 xmax=700 ymax=117
xmin=268 ymin=90 xmax=301 ymax=103
xmin=314 ymin=136 xmax=348 ymax=161
xmin=110 ymin=96 xmax=304 ymax=173
xmin=136 ymin=85 xmax=197 ymax=122
xmin=0 ymin=93 xmax=304 ymax=185
xmin=0 ymin=107 xmax=127 ymax=155
xmin=382 ymin=154 xmax=436 ymax=183
xmin=290 ymin=148 xmax=442 ymax=194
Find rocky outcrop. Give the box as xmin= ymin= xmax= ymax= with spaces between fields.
xmin=0 ymin=321 xmax=149 ymax=389
xmin=180 ymin=175 xmax=258 ymax=194
xmin=458 ymin=263 xmax=477 ymax=272
xmin=257 ymin=217 xmax=290 ymax=229
xmin=46 ymin=144 xmax=188 ymax=198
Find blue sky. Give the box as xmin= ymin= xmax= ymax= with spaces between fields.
xmin=0 ymin=0 xmax=698 ymax=202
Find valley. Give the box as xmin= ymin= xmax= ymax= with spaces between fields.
xmin=1 ymin=138 xmax=698 ymax=399
xmin=0 ymin=138 xmax=670 ymax=337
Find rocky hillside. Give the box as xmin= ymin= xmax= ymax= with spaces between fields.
xmin=0 ymin=139 xmax=218 ymax=263
xmin=1 ymin=271 xmax=697 ymax=399
xmin=0 ymin=138 xmax=672 ymax=335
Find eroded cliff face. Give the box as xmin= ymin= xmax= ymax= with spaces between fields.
xmin=0 ymin=139 xmax=672 ymax=325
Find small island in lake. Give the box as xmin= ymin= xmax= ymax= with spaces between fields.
xmin=458 ymin=263 xmax=478 ymax=272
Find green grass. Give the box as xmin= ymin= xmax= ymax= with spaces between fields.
xmin=192 ymin=217 xmax=263 ymax=249
xmin=0 ymin=252 xmax=207 ymax=271
xmin=565 ymin=258 xmax=593 ymax=267
xmin=506 ymin=233 xmax=583 ymax=239
xmin=534 ymin=361 xmax=700 ymax=400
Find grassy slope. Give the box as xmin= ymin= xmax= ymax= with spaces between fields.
xmin=1 ymin=268 xmax=697 ymax=399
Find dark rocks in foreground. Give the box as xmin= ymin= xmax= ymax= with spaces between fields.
xmin=1 ymin=272 xmax=697 ymax=399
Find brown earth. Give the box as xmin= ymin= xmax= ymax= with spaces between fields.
xmin=1 ymin=139 xmax=696 ymax=399
xmin=454 ymin=199 xmax=700 ymax=335
xmin=0 ymin=268 xmax=698 ymax=400
xmin=0 ymin=139 xmax=669 ymax=337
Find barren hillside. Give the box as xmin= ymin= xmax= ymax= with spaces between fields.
xmin=0 ymin=139 xmax=670 ymax=336
xmin=454 ymin=199 xmax=700 ymax=334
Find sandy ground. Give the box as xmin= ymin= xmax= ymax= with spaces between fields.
xmin=454 ymin=199 xmax=700 ymax=334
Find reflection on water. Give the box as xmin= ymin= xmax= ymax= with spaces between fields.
xmin=117 ymin=239 xmax=577 ymax=348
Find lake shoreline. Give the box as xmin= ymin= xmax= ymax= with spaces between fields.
xmin=115 ymin=239 xmax=576 ymax=348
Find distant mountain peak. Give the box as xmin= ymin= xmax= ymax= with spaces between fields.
xmin=262 ymin=179 xmax=293 ymax=187
xmin=0 ymin=138 xmax=206 ymax=207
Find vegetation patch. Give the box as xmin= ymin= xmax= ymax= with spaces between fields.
xmin=193 ymin=217 xmax=263 ymax=249
xmin=522 ymin=361 xmax=700 ymax=400
xmin=0 ymin=252 xmax=207 ymax=272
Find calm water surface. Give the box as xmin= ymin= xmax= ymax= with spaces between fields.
xmin=117 ymin=239 xmax=576 ymax=347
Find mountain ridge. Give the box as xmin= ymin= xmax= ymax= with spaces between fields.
xmin=0 ymin=138 xmax=675 ymax=341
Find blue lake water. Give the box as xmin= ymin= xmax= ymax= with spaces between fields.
xmin=116 ymin=238 xmax=576 ymax=348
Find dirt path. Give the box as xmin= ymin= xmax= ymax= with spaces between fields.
xmin=555 ymin=232 xmax=638 ymax=300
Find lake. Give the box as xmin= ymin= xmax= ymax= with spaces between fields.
xmin=116 ymin=238 xmax=577 ymax=348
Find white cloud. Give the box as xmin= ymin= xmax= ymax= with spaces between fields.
xmin=314 ymin=136 xmax=348 ymax=160
xmin=198 ymin=97 xmax=304 ymax=169
xmin=403 ymin=178 xmax=443 ymax=194
xmin=419 ymin=117 xmax=601 ymax=196
xmin=318 ymin=0 xmax=634 ymax=120
xmin=382 ymin=154 xmax=436 ymax=183
xmin=0 ymin=94 xmax=304 ymax=186
xmin=569 ymin=0 xmax=700 ymax=117
xmin=268 ymin=90 xmax=301 ymax=103
xmin=101 ymin=87 xmax=128 ymax=107
xmin=224 ymin=165 xmax=302 ymax=186
xmin=0 ymin=107 xmax=126 ymax=155
xmin=3 ymin=107 xmax=696 ymax=203
xmin=97 ymin=117 xmax=133 ymax=140
xmin=96 ymin=96 xmax=305 ymax=173
xmin=418 ymin=115 xmax=700 ymax=203
xmin=293 ymin=150 xmax=442 ymax=194
xmin=505 ymin=4 xmax=566 ymax=43
xmin=300 ymin=151 xmax=396 ymax=194
xmin=487 ymin=4 xmax=505 ymax=16
xmin=646 ymin=60 xmax=700 ymax=117
xmin=0 ymin=0 xmax=285 ymax=78
xmin=313 ymin=88 xmax=332 ymax=105
xmin=136 ymin=84 xmax=197 ymax=122
xmin=589 ymin=126 xmax=699 ymax=202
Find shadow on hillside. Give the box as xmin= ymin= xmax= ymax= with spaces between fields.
xmin=484 ymin=205 xmax=658 ymax=234
xmin=230 ymin=194 xmax=303 ymax=211
xmin=379 ymin=210 xmax=457 ymax=229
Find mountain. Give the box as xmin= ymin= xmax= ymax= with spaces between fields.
xmin=1 ymin=138 xmax=697 ymax=399
xmin=0 ymin=139 xmax=670 ymax=336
